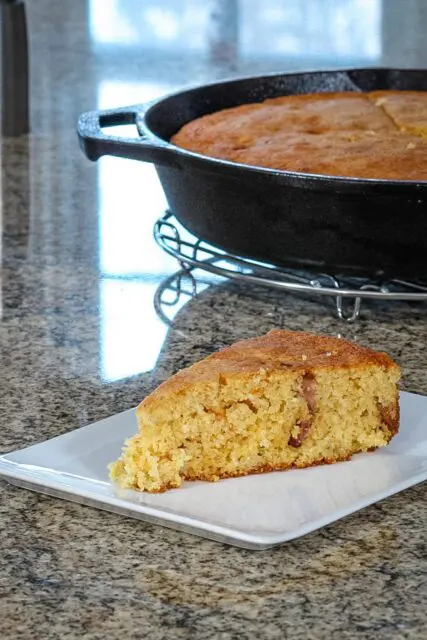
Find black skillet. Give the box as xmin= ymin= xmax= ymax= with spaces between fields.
xmin=77 ymin=68 xmax=427 ymax=279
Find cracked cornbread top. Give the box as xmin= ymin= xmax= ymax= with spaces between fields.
xmin=171 ymin=91 xmax=427 ymax=180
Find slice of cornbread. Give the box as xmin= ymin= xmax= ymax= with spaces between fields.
xmin=109 ymin=330 xmax=400 ymax=493
xmin=370 ymin=90 xmax=427 ymax=137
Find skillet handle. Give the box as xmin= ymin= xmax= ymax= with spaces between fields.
xmin=77 ymin=104 xmax=178 ymax=166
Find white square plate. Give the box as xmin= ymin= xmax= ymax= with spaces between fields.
xmin=1 ymin=391 xmax=426 ymax=550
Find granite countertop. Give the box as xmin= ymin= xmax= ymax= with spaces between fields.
xmin=1 ymin=1 xmax=426 ymax=638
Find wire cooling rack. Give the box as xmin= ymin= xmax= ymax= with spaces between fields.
xmin=153 ymin=211 xmax=427 ymax=322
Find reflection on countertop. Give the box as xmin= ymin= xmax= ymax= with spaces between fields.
xmin=1 ymin=1 xmax=427 ymax=639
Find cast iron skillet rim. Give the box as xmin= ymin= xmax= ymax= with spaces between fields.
xmin=162 ymin=142 xmax=427 ymax=189
xmin=141 ymin=66 xmax=427 ymax=189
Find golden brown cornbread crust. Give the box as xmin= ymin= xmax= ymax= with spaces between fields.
xmin=150 ymin=455 xmax=356 ymax=493
xmin=137 ymin=330 xmax=397 ymax=414
xmin=171 ymin=90 xmax=427 ymax=180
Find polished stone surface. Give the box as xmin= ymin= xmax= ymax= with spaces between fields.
xmin=1 ymin=1 xmax=427 ymax=638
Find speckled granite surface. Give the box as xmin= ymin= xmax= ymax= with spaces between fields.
xmin=0 ymin=1 xmax=426 ymax=638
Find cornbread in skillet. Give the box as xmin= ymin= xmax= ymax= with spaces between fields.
xmin=230 ymin=131 xmax=427 ymax=179
xmin=171 ymin=90 xmax=427 ymax=180
xmin=109 ymin=330 xmax=400 ymax=493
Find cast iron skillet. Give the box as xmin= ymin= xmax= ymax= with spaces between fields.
xmin=77 ymin=68 xmax=427 ymax=278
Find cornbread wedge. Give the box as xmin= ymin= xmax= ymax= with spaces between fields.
xmin=109 ymin=330 xmax=400 ymax=492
